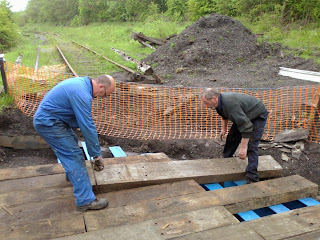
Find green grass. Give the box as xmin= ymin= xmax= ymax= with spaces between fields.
xmin=0 ymin=93 xmax=14 ymax=113
xmin=5 ymin=18 xmax=319 ymax=69
xmin=237 ymin=15 xmax=320 ymax=63
xmin=6 ymin=21 xmax=190 ymax=72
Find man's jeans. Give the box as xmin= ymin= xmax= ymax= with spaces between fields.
xmin=223 ymin=110 xmax=269 ymax=181
xmin=34 ymin=119 xmax=96 ymax=206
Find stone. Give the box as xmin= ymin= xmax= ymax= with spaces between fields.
xmin=274 ymin=128 xmax=309 ymax=143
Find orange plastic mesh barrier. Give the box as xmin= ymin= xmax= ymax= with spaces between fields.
xmin=4 ymin=61 xmax=320 ymax=143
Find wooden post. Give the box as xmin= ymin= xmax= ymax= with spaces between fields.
xmin=0 ymin=54 xmax=8 ymax=93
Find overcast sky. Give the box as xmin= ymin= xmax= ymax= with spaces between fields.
xmin=7 ymin=0 xmax=29 ymax=12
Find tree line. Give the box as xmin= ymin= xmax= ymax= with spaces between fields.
xmin=23 ymin=0 xmax=320 ymax=25
xmin=1 ymin=0 xmax=319 ymax=51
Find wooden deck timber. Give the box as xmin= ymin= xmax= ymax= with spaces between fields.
xmin=0 ymin=154 xmax=318 ymax=240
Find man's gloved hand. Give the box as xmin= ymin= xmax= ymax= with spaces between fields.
xmin=92 ymin=156 xmax=104 ymax=171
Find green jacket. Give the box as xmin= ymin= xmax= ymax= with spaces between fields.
xmin=216 ymin=92 xmax=266 ymax=138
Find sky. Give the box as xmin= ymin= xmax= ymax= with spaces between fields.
xmin=7 ymin=0 xmax=29 ymax=12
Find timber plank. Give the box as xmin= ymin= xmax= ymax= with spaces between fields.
xmin=84 ymin=175 xmax=317 ymax=231
xmin=245 ymin=205 xmax=320 ymax=240
xmin=0 ymin=180 xmax=202 ymax=209
xmin=0 ymin=180 xmax=204 ymax=232
xmin=284 ymin=230 xmax=320 ymax=240
xmin=173 ymin=223 xmax=263 ymax=240
xmin=94 ymin=155 xmax=282 ymax=192
xmin=0 ymin=215 xmax=85 ymax=240
xmin=97 ymin=180 xmax=205 ymax=208
xmin=86 ymin=161 xmax=96 ymax=186
xmin=0 ymin=163 xmax=65 ymax=181
xmin=0 ymin=197 xmax=78 ymax=228
xmin=0 ymin=173 xmax=71 ymax=193
xmin=213 ymin=174 xmax=318 ymax=214
xmin=56 ymin=206 xmax=239 ymax=240
xmin=178 ymin=205 xmax=320 ymax=240
xmin=85 ymin=191 xmax=219 ymax=231
xmin=102 ymin=152 xmax=171 ymax=165
xmin=0 ymin=187 xmax=73 ymax=207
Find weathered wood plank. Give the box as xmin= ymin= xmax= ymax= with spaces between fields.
xmin=0 ymin=135 xmax=50 ymax=149
xmin=179 ymin=205 xmax=320 ymax=240
xmin=0 ymin=180 xmax=204 ymax=233
xmin=245 ymin=205 xmax=320 ymax=240
xmin=174 ymin=222 xmax=263 ymax=240
xmin=0 ymin=187 xmax=73 ymax=207
xmin=97 ymin=180 xmax=205 ymax=208
xmin=0 ymin=173 xmax=71 ymax=193
xmin=0 ymin=197 xmax=78 ymax=228
xmin=213 ymin=174 xmax=318 ymax=214
xmin=102 ymin=152 xmax=171 ymax=165
xmin=90 ymin=153 xmax=172 ymax=189
xmin=94 ymin=155 xmax=282 ymax=192
xmin=131 ymin=32 xmax=166 ymax=46
xmin=86 ymin=161 xmax=97 ymax=186
xmin=0 ymin=180 xmax=202 ymax=209
xmin=56 ymin=206 xmax=239 ymax=240
xmin=0 ymin=215 xmax=85 ymax=240
xmin=0 ymin=163 xmax=65 ymax=181
xmin=284 ymin=230 xmax=320 ymax=240
xmin=84 ymin=175 xmax=317 ymax=231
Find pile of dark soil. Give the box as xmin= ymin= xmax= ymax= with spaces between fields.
xmin=142 ymin=13 xmax=320 ymax=88
xmin=0 ymin=107 xmax=38 ymax=136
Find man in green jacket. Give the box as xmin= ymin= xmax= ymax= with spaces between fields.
xmin=201 ymin=88 xmax=269 ymax=184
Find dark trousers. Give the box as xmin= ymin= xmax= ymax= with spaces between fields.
xmin=223 ymin=110 xmax=269 ymax=181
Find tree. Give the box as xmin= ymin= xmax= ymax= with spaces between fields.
xmin=0 ymin=0 xmax=18 ymax=51
xmin=186 ymin=0 xmax=216 ymax=20
xmin=25 ymin=0 xmax=46 ymax=23
xmin=166 ymin=0 xmax=188 ymax=20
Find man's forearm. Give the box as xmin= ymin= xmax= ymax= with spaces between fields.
xmin=222 ymin=119 xmax=228 ymax=132
xmin=240 ymin=138 xmax=249 ymax=147
xmin=238 ymin=138 xmax=249 ymax=159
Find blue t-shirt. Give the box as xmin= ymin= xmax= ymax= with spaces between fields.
xmin=34 ymin=76 xmax=101 ymax=157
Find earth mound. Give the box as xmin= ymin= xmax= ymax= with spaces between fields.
xmin=142 ymin=13 xmax=319 ymax=88
xmin=145 ymin=14 xmax=261 ymax=70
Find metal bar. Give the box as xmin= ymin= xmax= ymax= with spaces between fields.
xmin=279 ymin=67 xmax=320 ymax=83
xmin=72 ymin=41 xmax=135 ymax=74
xmin=35 ymin=45 xmax=40 ymax=69
xmin=55 ymin=44 xmax=78 ymax=77
xmin=0 ymin=54 xmax=8 ymax=93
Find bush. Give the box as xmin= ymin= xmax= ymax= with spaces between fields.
xmin=0 ymin=1 xmax=18 ymax=51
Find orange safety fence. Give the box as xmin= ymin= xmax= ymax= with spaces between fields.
xmin=4 ymin=61 xmax=320 ymax=143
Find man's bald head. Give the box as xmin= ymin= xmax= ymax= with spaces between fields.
xmin=92 ymin=75 xmax=116 ymax=97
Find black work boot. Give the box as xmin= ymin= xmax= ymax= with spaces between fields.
xmin=245 ymin=177 xmax=259 ymax=185
xmin=77 ymin=198 xmax=108 ymax=212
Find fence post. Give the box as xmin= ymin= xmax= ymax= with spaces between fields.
xmin=0 ymin=54 xmax=8 ymax=94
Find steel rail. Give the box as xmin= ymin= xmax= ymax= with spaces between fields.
xmin=72 ymin=41 xmax=135 ymax=74
xmin=55 ymin=44 xmax=78 ymax=77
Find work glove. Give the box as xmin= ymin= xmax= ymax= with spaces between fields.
xmin=92 ymin=156 xmax=104 ymax=171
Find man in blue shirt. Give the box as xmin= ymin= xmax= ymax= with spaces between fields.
xmin=34 ymin=75 xmax=116 ymax=211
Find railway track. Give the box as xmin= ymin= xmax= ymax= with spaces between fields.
xmin=55 ymin=40 xmax=162 ymax=84
xmin=55 ymin=41 xmax=110 ymax=77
